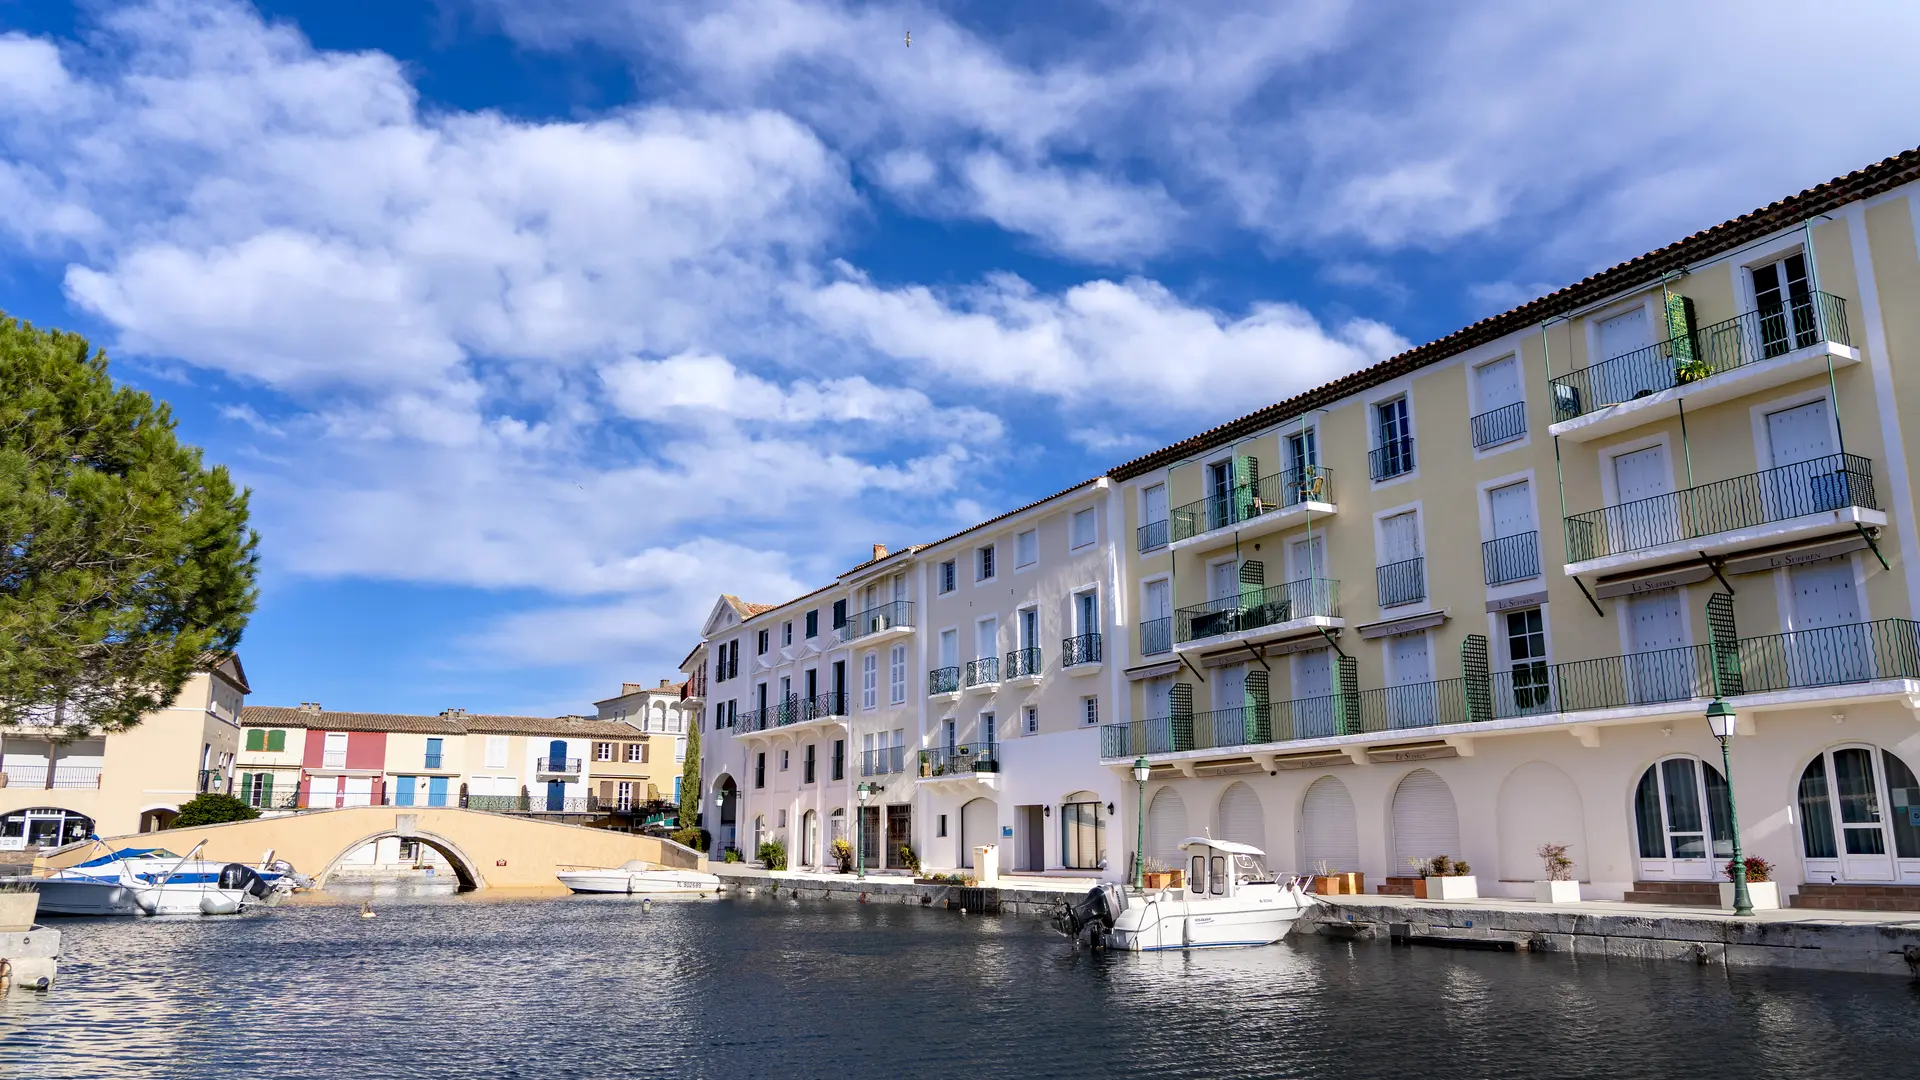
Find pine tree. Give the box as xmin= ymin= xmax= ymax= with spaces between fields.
xmin=0 ymin=313 xmax=259 ymax=736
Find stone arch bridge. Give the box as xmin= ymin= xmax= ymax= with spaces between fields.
xmin=40 ymin=806 xmax=704 ymax=890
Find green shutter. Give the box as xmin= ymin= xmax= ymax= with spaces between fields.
xmin=1244 ymin=669 xmax=1271 ymax=743
xmin=1461 ymin=634 xmax=1491 ymax=724
xmin=1232 ymin=455 xmax=1260 ymax=521
xmin=261 ymin=773 xmax=274 ymax=807
xmin=1666 ymin=293 xmax=1700 ymax=371
xmin=1708 ymin=593 xmax=1742 ymax=696
xmin=1169 ymin=682 xmax=1194 ymax=752
xmin=267 ymin=729 xmax=286 ymax=752
xmin=238 ymin=772 xmax=252 ymax=803
xmin=245 ymin=729 xmax=264 ymax=751
xmin=1238 ymin=559 xmax=1266 ymax=609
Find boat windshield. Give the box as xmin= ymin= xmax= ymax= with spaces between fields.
xmin=1232 ymin=853 xmax=1274 ymax=883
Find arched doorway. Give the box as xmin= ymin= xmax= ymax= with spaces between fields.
xmin=1497 ymin=762 xmax=1586 ymax=882
xmin=1633 ymin=755 xmax=1732 ymax=880
xmin=0 ymin=807 xmax=94 ymax=851
xmin=1060 ymin=792 xmax=1104 ymax=871
xmin=1217 ymin=782 xmax=1265 ymax=853
xmin=138 ymin=807 xmax=180 ymax=833
xmin=1146 ymin=788 xmax=1188 ymax=869
xmin=801 ymin=810 xmax=820 ymax=867
xmin=960 ymin=798 xmax=997 ymax=869
xmin=713 ymin=775 xmax=738 ymax=854
xmin=1391 ymin=769 xmax=1461 ymax=872
xmin=1300 ymin=776 xmax=1358 ymax=875
xmin=1796 ymin=745 xmax=1920 ymax=883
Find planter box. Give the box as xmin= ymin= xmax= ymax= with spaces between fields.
xmin=1719 ymin=881 xmax=1781 ymax=910
xmin=1412 ymin=878 xmax=1428 ymax=899
xmin=1345 ymin=872 xmax=1365 ymax=895
xmin=0 ymin=890 xmax=39 ymax=932
xmin=1424 ymin=875 xmax=1479 ymax=901
xmin=1534 ymin=880 xmax=1582 ymax=904
xmin=1143 ymin=871 xmax=1177 ymax=890
xmin=1312 ymin=874 xmax=1344 ymax=895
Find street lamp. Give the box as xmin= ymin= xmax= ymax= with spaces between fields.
xmin=1132 ymin=756 xmax=1151 ymax=892
xmin=856 ymin=781 xmax=874 ymax=880
xmin=1707 ymin=697 xmax=1753 ymax=916
xmin=712 ymin=787 xmax=728 ymax=856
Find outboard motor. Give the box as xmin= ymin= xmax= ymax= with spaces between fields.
xmin=218 ymin=863 xmax=275 ymax=900
xmin=1050 ymin=882 xmax=1127 ymax=947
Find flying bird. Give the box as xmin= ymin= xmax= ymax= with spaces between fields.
xmin=905 ymin=30 xmax=911 ymax=47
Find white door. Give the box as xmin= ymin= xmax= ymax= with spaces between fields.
xmin=1609 ymin=445 xmax=1677 ymax=555
xmin=1489 ymin=481 xmax=1534 ymax=539
xmin=1293 ymin=649 xmax=1336 ymax=739
xmin=1625 ymin=589 xmax=1690 ymax=704
xmin=1391 ymin=769 xmax=1462 ymax=874
xmin=1487 ymin=481 xmax=1538 ymax=584
xmin=1596 ymin=305 xmax=1666 ymax=404
xmin=1300 ymin=777 xmax=1359 ymax=874
xmin=343 ymin=777 xmax=373 ymax=808
xmin=939 ymin=628 xmax=958 ymax=670
xmin=1475 ymin=355 xmax=1522 ymax=440
xmin=1209 ymin=559 xmax=1240 ymax=602
xmin=1380 ymin=512 xmax=1421 ymax=564
xmin=1388 ymin=632 xmax=1435 ymax=729
xmin=1143 ymin=578 xmax=1172 ymax=655
xmin=1765 ymin=399 xmax=1839 ymax=518
xmin=1217 ymin=782 xmax=1266 ymax=854
xmin=1019 ymin=608 xmax=1039 ymax=651
xmin=1634 ymin=757 xmax=1730 ymax=881
xmin=976 ymin=618 xmax=997 ymax=667
xmin=960 ymin=799 xmax=997 ymax=870
xmin=1144 ymin=484 xmax=1168 ymax=527
xmin=1798 ymin=746 xmax=1919 ymax=883
xmin=1215 ymin=663 xmax=1246 ymax=719
xmin=1788 ymin=558 xmax=1866 ymax=684
xmin=1288 ymin=534 xmax=1326 ymax=583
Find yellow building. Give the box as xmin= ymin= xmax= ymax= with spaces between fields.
xmin=0 ymin=656 xmax=250 ymax=847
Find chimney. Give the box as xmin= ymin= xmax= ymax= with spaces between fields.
xmin=441 ymin=707 xmax=467 ymax=720
xmin=871 ymin=543 xmax=888 ymax=561
xmin=659 ymin=679 xmax=673 ymax=689
xmin=297 ymin=702 xmax=322 ymax=714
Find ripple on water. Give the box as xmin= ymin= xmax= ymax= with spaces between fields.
xmin=1 ymin=891 xmax=1912 ymax=1080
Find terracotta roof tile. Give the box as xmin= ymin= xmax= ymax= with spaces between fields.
xmin=240 ymin=706 xmax=645 ymax=740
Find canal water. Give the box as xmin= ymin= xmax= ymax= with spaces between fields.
xmin=3 ymin=890 xmax=1915 ymax=1079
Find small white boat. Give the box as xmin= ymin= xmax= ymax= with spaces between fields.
xmin=19 ymin=842 xmax=286 ymax=917
xmin=556 ymin=860 xmax=724 ymax=896
xmin=1053 ymin=838 xmax=1312 ymax=951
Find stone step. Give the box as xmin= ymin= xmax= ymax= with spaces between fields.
xmin=1789 ymin=884 xmax=1920 ymax=913
xmin=1374 ymin=876 xmax=1420 ymax=897
xmin=1623 ymin=880 xmax=1723 ymax=907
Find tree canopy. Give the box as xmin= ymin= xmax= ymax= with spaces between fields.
xmin=170 ymin=793 xmax=261 ymax=828
xmin=0 ymin=313 xmax=259 ymax=736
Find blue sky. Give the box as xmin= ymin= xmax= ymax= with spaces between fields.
xmin=3 ymin=0 xmax=1918 ymax=717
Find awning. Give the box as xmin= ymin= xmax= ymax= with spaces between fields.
xmin=1124 ymin=659 xmax=1183 ymax=682
xmin=1723 ymin=533 xmax=1869 ymax=576
xmin=1592 ymin=563 xmax=1714 ymax=600
xmin=1356 ymin=610 xmax=1449 ymax=640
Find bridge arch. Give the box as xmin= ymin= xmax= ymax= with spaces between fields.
xmin=314 ymin=828 xmax=487 ymax=890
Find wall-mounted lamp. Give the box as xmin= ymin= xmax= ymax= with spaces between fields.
xmin=1043 ymin=805 xmax=1050 ymax=817
xmin=1106 ymin=803 xmax=1115 ymax=815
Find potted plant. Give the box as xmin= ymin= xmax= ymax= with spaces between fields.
xmin=919 ymin=752 xmax=931 ymax=778
xmin=1534 ymin=843 xmax=1581 ymax=903
xmin=0 ymin=882 xmax=38 ymax=932
xmin=1408 ymin=857 xmax=1431 ymax=899
xmin=1673 ymin=355 xmax=1712 ymax=385
xmin=1720 ymin=856 xmax=1781 ymax=910
xmin=757 ymin=838 xmax=788 ymax=871
xmin=830 ymin=837 xmax=854 ymax=874
xmin=897 ymin=844 xmax=921 ymax=874
xmin=1310 ymin=860 xmax=1343 ymax=896
xmin=1423 ymin=854 xmax=1479 ymax=901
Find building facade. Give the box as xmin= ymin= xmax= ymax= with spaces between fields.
xmin=592 ymin=679 xmax=695 ymax=804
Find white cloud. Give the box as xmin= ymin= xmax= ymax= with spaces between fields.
xmin=0 ymin=33 xmax=75 ymax=113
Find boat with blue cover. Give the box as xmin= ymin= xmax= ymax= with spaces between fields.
xmin=16 ymin=841 xmax=290 ymax=916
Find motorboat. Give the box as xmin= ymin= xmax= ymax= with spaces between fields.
xmin=19 ymin=841 xmax=287 ymax=916
xmin=1052 ymin=837 xmax=1313 ymax=951
xmin=555 ymin=860 xmax=724 ymax=896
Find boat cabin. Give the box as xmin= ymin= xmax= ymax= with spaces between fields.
xmin=1179 ymin=837 xmax=1277 ymax=898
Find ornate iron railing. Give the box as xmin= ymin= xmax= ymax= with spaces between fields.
xmin=1482 ymin=531 xmax=1541 ymax=585
xmin=836 ymin=600 xmax=914 ymax=642
xmin=536 ymin=756 xmax=583 ymax=774
xmin=861 ymin=746 xmax=906 ymax=777
xmin=1375 ymin=557 xmax=1426 ymax=608
xmin=1369 ymin=437 xmax=1415 ymax=481
xmin=1168 ymin=466 xmax=1334 ymax=543
xmin=928 ymin=666 xmax=960 ymax=695
xmin=1174 ymin=577 xmax=1339 ymax=645
xmin=1137 ymin=518 xmax=1169 ymax=552
xmin=920 ymin=744 xmax=999 ymax=777
xmin=965 ymin=657 xmax=999 ymax=687
xmin=1140 ymin=618 xmax=1172 ymax=657
xmin=1062 ymin=633 xmax=1102 ymax=667
xmin=1470 ymin=400 xmax=1526 ymax=449
xmin=1005 ymin=647 xmax=1042 ymax=679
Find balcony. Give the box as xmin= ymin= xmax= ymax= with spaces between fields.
xmin=1482 ymin=532 xmax=1541 ymax=586
xmin=860 ymin=746 xmax=907 ymax=777
xmin=1174 ymin=577 xmax=1341 ymax=652
xmin=1101 ymin=619 xmax=1920 ymax=763
xmin=1138 ymin=518 xmax=1169 ymax=553
xmin=928 ymin=666 xmax=960 ymax=696
xmin=733 ymin=693 xmax=847 ymax=737
xmin=1004 ymin=647 xmax=1042 ymax=684
xmin=1375 ymin=557 xmax=1426 ymax=608
xmin=1140 ymin=618 xmax=1172 ymax=657
xmin=1563 ymin=454 xmax=1884 ymax=577
xmin=536 ymin=756 xmax=583 ymax=776
xmin=964 ymin=657 xmax=1000 ymax=689
xmin=836 ymin=600 xmax=914 ymax=643
xmin=1470 ymin=400 xmax=1527 ymax=450
xmin=0 ymin=764 xmax=103 ymax=790
xmin=1169 ymin=465 xmax=1335 ymax=552
xmin=1062 ymin=632 xmax=1102 ymax=672
xmin=918 ymin=744 xmax=1000 ymax=781
xmin=1370 ymin=437 xmax=1415 ymax=482
xmin=1549 ymin=293 xmax=1856 ymax=442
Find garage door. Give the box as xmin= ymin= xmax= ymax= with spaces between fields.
xmin=1301 ymin=776 xmax=1359 ymax=874
xmin=1391 ymin=768 xmax=1461 ymax=872
xmin=1147 ymin=788 xmax=1189 ymax=866
xmin=1218 ymin=782 xmax=1266 ymax=854
xmin=960 ymin=798 xmax=998 ymax=869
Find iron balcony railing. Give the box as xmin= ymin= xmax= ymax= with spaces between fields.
xmin=837 ymin=600 xmax=914 ymax=642
xmin=423 ymin=754 xmax=443 ymax=770
xmin=921 ymin=744 xmax=1000 ymax=777
xmin=1140 ymin=617 xmax=1172 ymax=657
xmin=1137 ymin=518 xmax=1170 ymax=553
xmin=1375 ymin=557 xmax=1425 ymax=608
xmin=1726 ymin=619 xmax=1920 ymax=695
xmin=861 ymin=746 xmax=906 ymax=777
xmin=928 ymin=666 xmax=961 ymax=695
xmin=1175 ymin=577 xmax=1339 ymax=645
xmin=462 ymin=794 xmax=632 ymax=814
xmin=803 ymin=691 xmax=847 ymax=720
xmin=0 ymin=765 xmax=103 ymax=790
xmin=1482 ymin=531 xmax=1541 ymax=585
xmin=536 ymin=756 xmax=583 ymax=774
xmin=736 ymin=707 xmax=769 ymax=733
xmin=1564 ymin=453 xmax=1877 ymax=563
xmin=1470 ymin=400 xmax=1527 ymax=449
xmin=245 ymin=789 xmax=303 ymax=811
xmin=1063 ymin=632 xmax=1102 ymax=667
xmin=965 ymin=657 xmax=999 ymax=687
xmin=1168 ymin=466 xmax=1334 ymax=543
xmin=1005 ymin=647 xmax=1042 ymax=679
xmin=1551 ymin=293 xmax=1851 ymax=422
xmin=1369 ymin=437 xmax=1415 ymax=481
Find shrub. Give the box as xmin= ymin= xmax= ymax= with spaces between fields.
xmin=1725 ymin=856 xmax=1773 ymax=883
xmin=1453 ymin=860 xmax=1471 ymax=876
xmin=1537 ymin=843 xmax=1575 ymax=882
xmin=722 ymin=848 xmax=743 ymax=864
xmin=170 ymin=793 xmax=259 ymax=828
xmin=830 ymin=837 xmax=854 ymax=873
xmin=896 ymin=844 xmax=920 ymax=873
xmin=757 ymin=839 xmax=787 ymax=871
xmin=1425 ymin=854 xmax=1452 ymax=877
xmin=670 ymin=827 xmax=710 ymax=853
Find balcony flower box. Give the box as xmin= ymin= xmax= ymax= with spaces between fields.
xmin=1424 ymin=875 xmax=1479 ymax=901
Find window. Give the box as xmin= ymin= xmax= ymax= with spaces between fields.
xmin=832 ymin=599 xmax=847 ymax=630
xmin=1506 ymin=609 xmax=1551 ymax=710
xmin=323 ymin=731 xmax=348 ymax=769
xmin=1016 ymin=528 xmax=1038 ymax=567
xmin=783 ymin=621 xmax=793 ymax=647
xmin=938 ymin=814 xmax=949 ymax=838
xmin=889 ymin=644 xmax=907 ymax=705
xmin=423 ymin=737 xmax=443 ymax=770
xmin=1025 ymin=705 xmax=1038 ymax=735
xmin=245 ymin=729 xmax=264 ymax=751
xmin=485 ymin=735 xmax=507 ymax=769
xmin=982 ymin=711 xmax=996 ymax=747
xmin=595 ymin=742 xmax=613 ymax=762
xmin=939 ymin=559 xmax=957 ymax=593
xmin=862 ymin=652 xmax=878 ymax=710
xmin=780 ymin=749 xmax=790 ymax=772
xmin=1071 ymin=507 xmax=1096 ymax=549
xmin=1752 ymin=253 xmax=1817 ymax=357
xmin=757 ymin=629 xmax=769 ymax=655
xmin=1373 ymin=396 xmax=1414 ymax=480
xmin=1471 ymin=354 xmax=1525 ymax=448
xmin=626 ymin=742 xmax=644 ymax=763
xmin=1082 ymin=697 xmax=1099 ymax=726
xmin=268 ymin=730 xmax=285 ymax=752
xmin=832 ymin=739 xmax=845 ymax=781
xmin=805 ymin=610 xmax=819 ymax=638
xmin=976 ymin=545 xmax=996 ymax=581
xmin=754 ymin=752 xmax=766 ymax=788
xmin=804 ymin=744 xmax=816 ymax=784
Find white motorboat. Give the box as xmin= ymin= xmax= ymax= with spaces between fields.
xmin=20 ymin=841 xmax=287 ymax=916
xmin=1053 ymin=838 xmax=1312 ymax=951
xmin=555 ymin=860 xmax=724 ymax=896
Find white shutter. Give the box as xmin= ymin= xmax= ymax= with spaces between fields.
xmin=1391 ymin=768 xmax=1462 ymax=872
xmin=1790 ymin=560 xmax=1859 ymax=629
xmin=1288 ymin=534 xmax=1325 ymax=581
xmin=1613 ymin=445 xmax=1671 ymax=503
xmin=939 ymin=629 xmax=958 ymax=668
xmin=1476 ymin=355 xmax=1521 ymax=411
xmin=1627 ymin=591 xmax=1685 ymax=653
xmin=1766 ymin=400 xmax=1834 ymax=468
xmin=1145 ymin=579 xmax=1172 ymax=621
xmin=1217 ymin=781 xmax=1266 ymax=853
xmin=976 ymin=618 xmax=997 ymax=660
xmin=1301 ymin=777 xmax=1359 ymax=873
xmin=1146 ymin=787 xmax=1189 ymax=865
xmin=1215 ymin=664 xmax=1246 ymax=712
xmin=1390 ymin=631 xmax=1431 ymax=685
xmin=1381 ymin=512 xmax=1421 ymax=561
xmin=1209 ymin=560 xmax=1239 ymax=602
xmin=1489 ymin=481 xmax=1534 ymax=539
xmin=1144 ymin=484 xmax=1168 ymax=524
xmin=1295 ymin=649 xmax=1332 ymax=698
xmin=1598 ymin=307 xmax=1651 ymax=360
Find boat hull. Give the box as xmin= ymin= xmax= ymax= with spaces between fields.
xmin=33 ymin=879 xmax=253 ymax=917
xmin=1105 ymin=887 xmax=1309 ymax=951
xmin=556 ymin=870 xmax=724 ymax=895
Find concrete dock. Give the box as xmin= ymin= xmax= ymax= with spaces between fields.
xmin=715 ymin=864 xmax=1094 ymax=914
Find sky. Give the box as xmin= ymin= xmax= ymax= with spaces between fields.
xmin=2 ymin=0 xmax=1918 ymax=717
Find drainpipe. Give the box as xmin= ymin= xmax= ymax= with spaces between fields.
xmin=1805 ymin=216 xmax=1847 ymax=459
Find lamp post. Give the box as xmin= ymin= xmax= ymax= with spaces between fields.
xmin=856 ymin=781 xmax=873 ymax=880
xmin=713 ymin=787 xmax=727 ymax=856
xmin=1707 ymin=697 xmax=1753 ymax=916
xmin=1132 ymin=756 xmax=1151 ymax=892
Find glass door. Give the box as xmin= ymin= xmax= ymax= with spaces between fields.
xmin=1753 ymin=253 xmax=1817 ymax=358
xmin=1798 ymin=746 xmax=1915 ymax=882
xmin=1634 ymin=756 xmax=1733 ymax=880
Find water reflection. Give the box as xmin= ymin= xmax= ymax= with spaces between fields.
xmin=2 ymin=891 xmax=1912 ymax=1080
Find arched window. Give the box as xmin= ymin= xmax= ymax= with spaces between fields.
xmin=1797 ymin=745 xmax=1920 ymax=883
xmin=0 ymin=807 xmax=94 ymax=850
xmin=1632 ymin=756 xmax=1732 ymax=881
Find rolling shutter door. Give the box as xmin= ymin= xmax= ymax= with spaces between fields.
xmin=1391 ymin=768 xmax=1462 ymax=871
xmin=1147 ymin=788 xmax=1188 ymax=865
xmin=960 ymin=799 xmax=997 ymax=869
xmin=1301 ymin=777 xmax=1359 ymax=873
xmin=1217 ymin=782 xmax=1265 ymax=854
